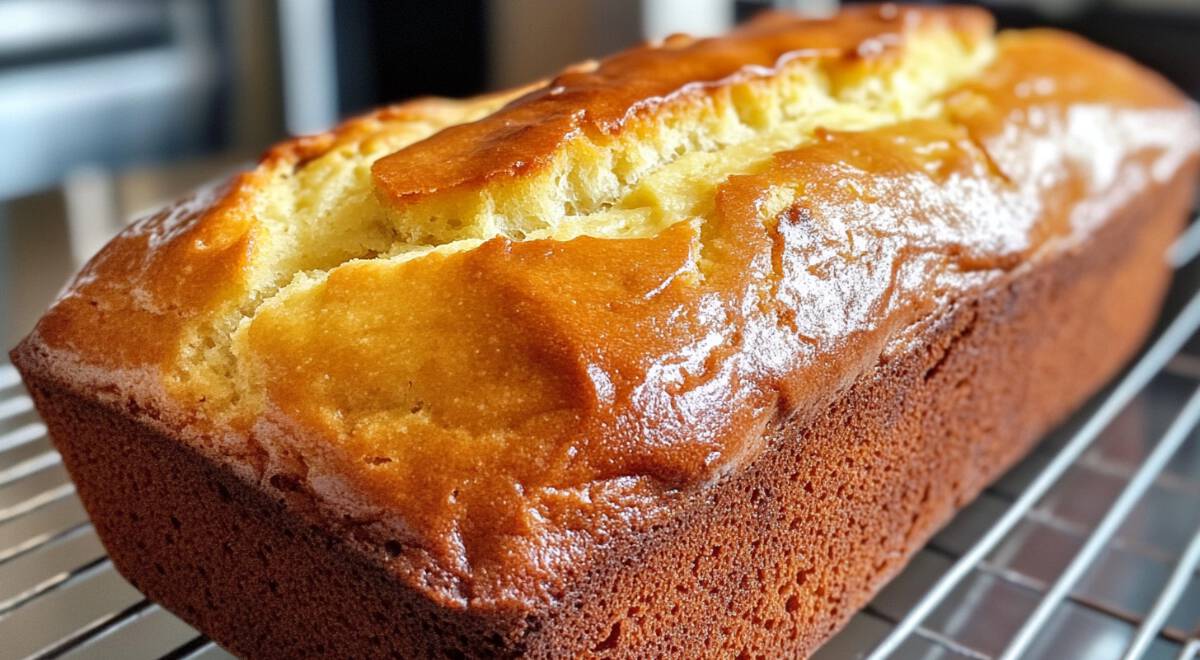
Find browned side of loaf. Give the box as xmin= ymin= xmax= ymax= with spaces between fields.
xmin=513 ymin=163 xmax=1195 ymax=658
xmin=18 ymin=164 xmax=1194 ymax=658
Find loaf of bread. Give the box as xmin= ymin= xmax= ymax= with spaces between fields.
xmin=12 ymin=5 xmax=1200 ymax=657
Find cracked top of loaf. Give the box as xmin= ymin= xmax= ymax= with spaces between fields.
xmin=16 ymin=4 xmax=1200 ymax=607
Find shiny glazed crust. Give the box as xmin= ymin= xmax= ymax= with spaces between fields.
xmin=12 ymin=4 xmax=1200 ymax=657
xmin=20 ymin=164 xmax=1194 ymax=657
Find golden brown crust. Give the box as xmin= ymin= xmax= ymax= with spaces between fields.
xmin=18 ymin=91 xmax=524 ymax=379
xmin=228 ymin=24 xmax=1199 ymax=604
xmin=11 ymin=3 xmax=1200 ymax=648
xmin=20 ymin=152 xmax=1193 ymax=656
xmin=371 ymin=5 xmax=993 ymax=204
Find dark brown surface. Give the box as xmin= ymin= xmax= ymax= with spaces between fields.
xmin=17 ymin=156 xmax=1194 ymax=658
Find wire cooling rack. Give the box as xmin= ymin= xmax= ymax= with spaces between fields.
xmin=2 ymin=214 xmax=1199 ymax=659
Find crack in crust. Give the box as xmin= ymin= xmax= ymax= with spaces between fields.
xmin=14 ymin=5 xmax=1200 ymax=610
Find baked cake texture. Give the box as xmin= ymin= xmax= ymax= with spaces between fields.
xmin=12 ymin=5 xmax=1200 ymax=657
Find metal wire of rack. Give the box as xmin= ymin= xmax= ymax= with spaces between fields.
xmin=1 ymin=214 xmax=1199 ymax=659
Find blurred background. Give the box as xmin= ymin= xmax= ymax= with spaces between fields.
xmin=0 ymin=0 xmax=1198 ymax=349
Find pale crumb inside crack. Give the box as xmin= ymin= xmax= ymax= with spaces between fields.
xmin=173 ymin=24 xmax=997 ymax=425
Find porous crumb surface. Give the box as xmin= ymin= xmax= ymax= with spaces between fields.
xmin=12 ymin=4 xmax=1200 ymax=638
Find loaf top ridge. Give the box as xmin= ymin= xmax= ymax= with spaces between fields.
xmin=16 ymin=4 xmax=1200 ymax=607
